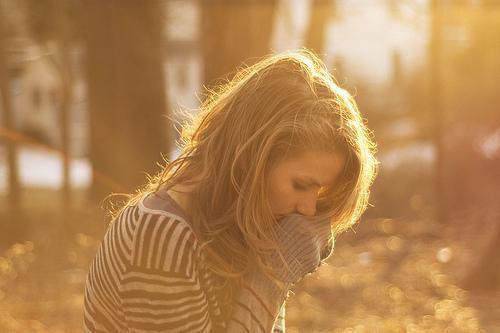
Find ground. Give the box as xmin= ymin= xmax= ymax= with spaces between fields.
xmin=0 ymin=188 xmax=499 ymax=332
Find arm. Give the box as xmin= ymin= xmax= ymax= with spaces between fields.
xmin=227 ymin=214 xmax=333 ymax=332
xmin=121 ymin=214 xmax=223 ymax=332
xmin=226 ymin=265 xmax=290 ymax=332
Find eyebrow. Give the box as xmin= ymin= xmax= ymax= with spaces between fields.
xmin=299 ymin=176 xmax=323 ymax=188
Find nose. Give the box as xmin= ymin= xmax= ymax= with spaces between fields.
xmin=296 ymin=193 xmax=317 ymax=217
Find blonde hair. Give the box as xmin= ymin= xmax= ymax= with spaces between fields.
xmin=110 ymin=49 xmax=377 ymax=312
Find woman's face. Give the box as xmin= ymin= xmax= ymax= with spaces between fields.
xmin=266 ymin=150 xmax=346 ymax=218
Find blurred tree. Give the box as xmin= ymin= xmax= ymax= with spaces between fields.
xmin=0 ymin=4 xmax=20 ymax=212
xmin=26 ymin=0 xmax=77 ymax=209
xmin=440 ymin=2 xmax=500 ymax=290
xmin=304 ymin=0 xmax=335 ymax=57
xmin=430 ymin=0 xmax=446 ymax=224
xmin=82 ymin=1 xmax=169 ymax=202
xmin=27 ymin=0 xmax=80 ymax=42
xmin=200 ymin=0 xmax=277 ymax=89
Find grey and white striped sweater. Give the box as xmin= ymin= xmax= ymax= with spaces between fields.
xmin=83 ymin=191 xmax=287 ymax=332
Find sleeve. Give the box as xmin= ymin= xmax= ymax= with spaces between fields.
xmin=226 ymin=264 xmax=290 ymax=332
xmin=121 ymin=213 xmax=221 ymax=332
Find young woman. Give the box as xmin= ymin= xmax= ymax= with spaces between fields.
xmin=83 ymin=50 xmax=377 ymax=332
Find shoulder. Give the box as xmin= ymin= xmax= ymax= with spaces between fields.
xmin=126 ymin=193 xmax=202 ymax=276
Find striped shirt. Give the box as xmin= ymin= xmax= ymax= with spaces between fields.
xmin=83 ymin=191 xmax=286 ymax=332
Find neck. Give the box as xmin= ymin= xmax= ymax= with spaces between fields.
xmin=166 ymin=187 xmax=192 ymax=213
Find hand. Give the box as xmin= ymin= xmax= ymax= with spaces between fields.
xmin=227 ymin=215 xmax=334 ymax=331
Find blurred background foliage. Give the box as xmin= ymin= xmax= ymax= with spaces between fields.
xmin=0 ymin=0 xmax=499 ymax=332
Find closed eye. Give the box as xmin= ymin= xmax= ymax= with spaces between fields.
xmin=293 ymin=180 xmax=324 ymax=193
xmin=293 ymin=181 xmax=309 ymax=191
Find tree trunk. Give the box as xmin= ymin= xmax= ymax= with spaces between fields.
xmin=429 ymin=0 xmax=446 ymax=224
xmin=305 ymin=0 xmax=335 ymax=56
xmin=0 ymin=7 xmax=21 ymax=213
xmin=82 ymin=1 xmax=169 ymax=202
xmin=200 ymin=0 xmax=278 ymax=89
xmin=50 ymin=2 xmax=73 ymax=212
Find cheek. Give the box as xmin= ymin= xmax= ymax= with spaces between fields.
xmin=267 ymin=187 xmax=283 ymax=211
xmin=266 ymin=177 xmax=294 ymax=213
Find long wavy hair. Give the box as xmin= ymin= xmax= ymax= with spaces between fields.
xmin=108 ymin=49 xmax=378 ymax=313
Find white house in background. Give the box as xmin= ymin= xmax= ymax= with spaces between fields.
xmin=9 ymin=42 xmax=89 ymax=157
xmin=14 ymin=44 xmax=62 ymax=148
xmin=7 ymin=1 xmax=202 ymax=161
